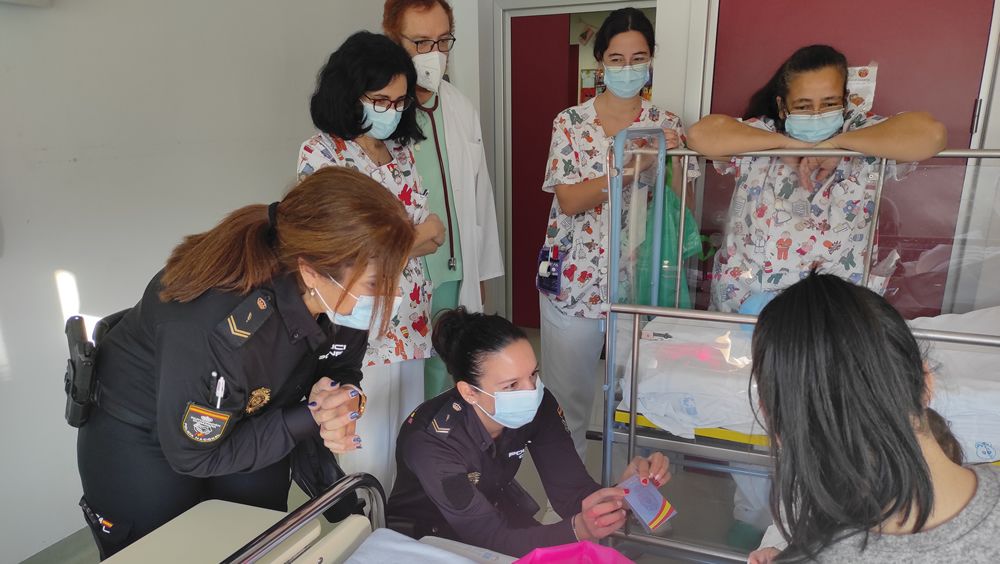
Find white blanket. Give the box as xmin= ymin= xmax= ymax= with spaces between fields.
xmin=345 ymin=529 xmax=477 ymax=564
xmin=617 ymin=307 xmax=1000 ymax=462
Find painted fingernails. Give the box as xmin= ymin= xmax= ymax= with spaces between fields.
xmin=623 ymin=488 xmax=630 ymax=494
xmin=330 ymin=380 xmax=339 ymax=387
xmin=349 ymin=389 xmax=359 ymax=398
xmin=641 ymin=478 xmax=648 ymax=485
xmin=308 ymin=401 xmax=317 ymax=408
xmin=653 ymin=479 xmax=661 ymax=487
xmin=353 ymin=436 xmax=362 ymax=443
xmin=349 ymin=411 xmax=360 ymax=420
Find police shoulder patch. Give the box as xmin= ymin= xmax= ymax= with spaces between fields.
xmin=215 ymin=290 xmax=274 ymax=348
xmin=182 ymin=402 xmax=232 ymax=443
xmin=442 ymin=473 xmax=475 ymax=510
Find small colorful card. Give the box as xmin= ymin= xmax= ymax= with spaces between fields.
xmin=619 ymin=474 xmax=677 ymax=532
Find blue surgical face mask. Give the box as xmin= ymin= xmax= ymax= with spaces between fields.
xmin=603 ymin=62 xmax=650 ymax=99
xmin=316 ymin=276 xmax=401 ymax=332
xmin=361 ymin=102 xmax=403 ymax=140
xmin=472 ymin=378 xmax=545 ymax=429
xmin=783 ymin=108 xmax=845 ymax=143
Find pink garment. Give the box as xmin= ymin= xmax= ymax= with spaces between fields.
xmin=515 ymin=541 xmax=634 ymax=564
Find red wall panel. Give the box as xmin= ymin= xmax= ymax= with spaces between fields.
xmin=510 ymin=14 xmax=573 ymax=327
xmin=705 ymin=0 xmax=994 ymax=316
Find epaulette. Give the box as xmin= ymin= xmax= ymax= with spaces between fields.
xmin=215 ymin=290 xmax=274 ymax=348
xmin=427 ymin=400 xmax=465 ymax=440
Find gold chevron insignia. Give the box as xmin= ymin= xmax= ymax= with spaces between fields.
xmin=227 ymin=315 xmax=251 ymax=339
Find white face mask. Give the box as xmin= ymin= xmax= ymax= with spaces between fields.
xmin=471 ymin=379 xmax=545 ymax=429
xmin=412 ymin=51 xmax=448 ymax=92
xmin=315 ymin=276 xmax=401 ymax=332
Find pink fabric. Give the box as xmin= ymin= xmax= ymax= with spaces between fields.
xmin=515 ymin=541 xmax=634 ymax=564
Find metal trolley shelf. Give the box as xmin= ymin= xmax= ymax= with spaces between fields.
xmin=600 ymin=134 xmax=1000 ymax=562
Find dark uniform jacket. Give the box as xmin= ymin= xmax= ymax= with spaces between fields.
xmin=94 ymin=270 xmax=367 ymax=477
xmin=387 ymin=387 xmax=601 ymax=557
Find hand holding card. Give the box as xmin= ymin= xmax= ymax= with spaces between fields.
xmin=619 ymin=474 xmax=677 ymax=532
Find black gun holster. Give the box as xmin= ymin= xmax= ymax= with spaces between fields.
xmin=64 ymin=309 xmax=129 ymax=428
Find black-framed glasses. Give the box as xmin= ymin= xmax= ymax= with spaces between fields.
xmin=362 ymin=94 xmax=414 ymax=113
xmin=403 ymin=35 xmax=456 ymax=54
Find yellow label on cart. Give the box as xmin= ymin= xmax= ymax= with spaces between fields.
xmin=613 ymin=411 xmax=1000 ymax=465
xmin=614 ymin=410 xmax=770 ymax=447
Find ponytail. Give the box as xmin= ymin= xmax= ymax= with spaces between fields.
xmin=160 ymin=205 xmax=278 ymax=302
xmin=159 ymin=166 xmax=415 ymax=334
xmin=432 ymin=307 xmax=527 ymax=386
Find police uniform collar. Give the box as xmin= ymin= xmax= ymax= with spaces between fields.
xmin=455 ymin=388 xmax=502 ymax=453
xmin=271 ymin=272 xmax=329 ymax=350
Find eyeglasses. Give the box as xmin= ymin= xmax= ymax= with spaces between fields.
xmin=362 ymin=94 xmax=414 ymax=113
xmin=603 ymin=54 xmax=651 ymax=69
xmin=785 ymin=104 xmax=845 ymax=116
xmin=403 ymin=35 xmax=456 ymax=54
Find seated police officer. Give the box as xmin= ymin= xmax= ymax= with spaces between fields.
xmin=76 ymin=167 xmax=414 ymax=559
xmin=387 ymin=307 xmax=669 ymax=557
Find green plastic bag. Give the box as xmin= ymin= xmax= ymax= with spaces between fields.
xmin=634 ymin=157 xmax=701 ymax=308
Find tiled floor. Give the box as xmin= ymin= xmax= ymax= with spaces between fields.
xmin=26 ymin=327 xmax=747 ymax=563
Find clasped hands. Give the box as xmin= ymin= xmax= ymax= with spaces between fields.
xmin=782 ymin=137 xmax=844 ymax=190
xmin=307 ymin=376 xmax=363 ymax=454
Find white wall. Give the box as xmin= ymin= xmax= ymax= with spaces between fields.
xmin=0 ymin=1 xmax=384 ymax=560
xmin=449 ymin=1 xmax=481 ymax=111
xmin=963 ymin=37 xmax=1000 ymax=311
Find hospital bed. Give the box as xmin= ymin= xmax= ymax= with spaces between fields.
xmin=106 ymin=473 xmax=516 ymax=563
xmin=615 ymin=306 xmax=1000 ymax=466
xmin=596 ymin=131 xmax=1000 ymax=562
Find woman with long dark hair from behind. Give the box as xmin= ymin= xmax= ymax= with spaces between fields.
xmin=750 ymin=273 xmax=998 ymax=562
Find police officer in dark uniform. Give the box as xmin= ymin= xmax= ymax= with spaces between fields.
xmin=387 ymin=308 xmax=670 ymax=557
xmin=75 ymin=167 xmax=415 ymax=559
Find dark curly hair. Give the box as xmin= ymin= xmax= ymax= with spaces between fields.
xmin=309 ymin=31 xmax=424 ymax=144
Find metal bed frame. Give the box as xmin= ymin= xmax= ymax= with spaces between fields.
xmin=600 ymin=137 xmax=1000 ymax=561
xmin=222 ymin=472 xmax=385 ymax=563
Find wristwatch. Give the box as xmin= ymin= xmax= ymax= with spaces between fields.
xmin=343 ymin=384 xmax=367 ymax=417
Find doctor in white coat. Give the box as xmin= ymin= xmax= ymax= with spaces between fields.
xmin=383 ymin=0 xmax=504 ymax=399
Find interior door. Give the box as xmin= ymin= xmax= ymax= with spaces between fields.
xmin=701 ymin=0 xmax=995 ymax=317
xmin=510 ymin=13 xmax=574 ymax=327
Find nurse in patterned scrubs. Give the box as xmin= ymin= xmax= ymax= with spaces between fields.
xmin=686 ymin=44 xmax=946 ymax=547
xmin=687 ymin=44 xmax=947 ymax=313
xmin=537 ymin=8 xmax=696 ymax=460
xmin=297 ymin=31 xmax=444 ymax=489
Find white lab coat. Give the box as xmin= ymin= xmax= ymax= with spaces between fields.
xmin=437 ymin=80 xmax=504 ymax=311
